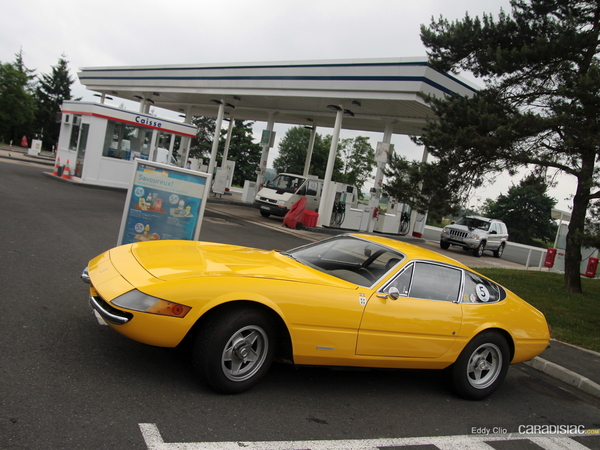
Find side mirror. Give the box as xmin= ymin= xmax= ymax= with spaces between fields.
xmin=388 ymin=286 xmax=400 ymax=300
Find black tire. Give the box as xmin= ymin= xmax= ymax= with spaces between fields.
xmin=493 ymin=243 xmax=505 ymax=258
xmin=192 ymin=307 xmax=276 ymax=394
xmin=449 ymin=331 xmax=510 ymax=400
xmin=473 ymin=241 xmax=485 ymax=257
xmin=260 ymin=210 xmax=271 ymax=218
xmin=440 ymin=241 xmax=450 ymax=250
xmin=399 ymin=220 xmax=409 ymax=235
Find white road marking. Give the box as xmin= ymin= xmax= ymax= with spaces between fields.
xmin=93 ymin=310 xmax=107 ymax=325
xmin=139 ymin=423 xmax=597 ymax=450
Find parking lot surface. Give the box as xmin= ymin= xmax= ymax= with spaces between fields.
xmin=1 ymin=159 xmax=599 ymax=450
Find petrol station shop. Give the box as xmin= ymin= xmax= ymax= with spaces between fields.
xmin=56 ymin=101 xmax=197 ymax=189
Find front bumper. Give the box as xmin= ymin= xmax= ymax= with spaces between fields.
xmin=254 ymin=200 xmax=289 ymax=216
xmin=89 ymin=294 xmax=132 ymax=325
xmin=440 ymin=234 xmax=480 ymax=249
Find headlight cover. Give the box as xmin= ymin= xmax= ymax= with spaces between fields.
xmin=111 ymin=289 xmax=191 ymax=318
xmin=277 ymin=200 xmax=286 ymax=206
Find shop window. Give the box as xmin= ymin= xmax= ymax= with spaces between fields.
xmin=69 ymin=117 xmax=89 ymax=154
xmin=69 ymin=116 xmax=82 ymax=150
xmin=103 ymin=121 xmax=153 ymax=161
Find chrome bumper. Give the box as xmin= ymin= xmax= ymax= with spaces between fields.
xmin=89 ymin=295 xmax=132 ymax=325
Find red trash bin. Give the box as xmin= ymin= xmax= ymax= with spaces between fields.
xmin=302 ymin=210 xmax=319 ymax=228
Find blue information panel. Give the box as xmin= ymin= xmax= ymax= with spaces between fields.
xmin=117 ymin=160 xmax=211 ymax=246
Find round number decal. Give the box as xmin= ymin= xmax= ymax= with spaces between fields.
xmin=475 ymin=284 xmax=491 ymax=302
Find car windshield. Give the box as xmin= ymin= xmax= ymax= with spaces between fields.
xmin=283 ymin=235 xmax=404 ymax=286
xmin=455 ymin=217 xmax=490 ymax=231
xmin=266 ymin=175 xmax=305 ymax=194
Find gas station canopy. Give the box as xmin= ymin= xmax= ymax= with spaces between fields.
xmin=78 ymin=57 xmax=477 ymax=135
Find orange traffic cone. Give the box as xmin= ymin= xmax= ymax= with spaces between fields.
xmin=61 ymin=160 xmax=72 ymax=180
xmin=52 ymin=157 xmax=61 ymax=176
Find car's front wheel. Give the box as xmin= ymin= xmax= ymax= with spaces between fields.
xmin=193 ymin=307 xmax=276 ymax=394
xmin=473 ymin=241 xmax=485 ymax=257
xmin=449 ymin=331 xmax=510 ymax=400
xmin=260 ymin=210 xmax=271 ymax=218
xmin=440 ymin=241 xmax=450 ymax=250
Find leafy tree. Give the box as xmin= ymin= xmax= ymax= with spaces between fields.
xmin=34 ymin=54 xmax=74 ymax=148
xmin=274 ymin=126 xmax=338 ymax=178
xmin=409 ymin=0 xmax=600 ymax=293
xmin=336 ymin=136 xmax=376 ymax=195
xmin=273 ymin=126 xmax=313 ymax=174
xmin=0 ymin=62 xmax=35 ymax=144
xmin=221 ymin=120 xmax=262 ymax=186
xmin=273 ymin=126 xmax=347 ymax=180
xmin=383 ymin=155 xmax=463 ymax=219
xmin=190 ymin=117 xmax=262 ymax=185
xmin=481 ymin=174 xmax=558 ymax=245
xmin=189 ymin=116 xmax=216 ymax=160
xmin=583 ymin=200 xmax=600 ymax=250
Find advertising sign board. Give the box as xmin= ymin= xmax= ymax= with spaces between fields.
xmin=117 ymin=160 xmax=211 ymax=246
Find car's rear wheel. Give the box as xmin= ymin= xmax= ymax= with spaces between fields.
xmin=440 ymin=241 xmax=450 ymax=250
xmin=449 ymin=331 xmax=509 ymax=400
xmin=193 ymin=307 xmax=276 ymax=394
xmin=473 ymin=242 xmax=485 ymax=257
xmin=493 ymin=243 xmax=505 ymax=258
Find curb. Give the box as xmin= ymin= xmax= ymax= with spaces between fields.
xmin=524 ymin=357 xmax=600 ymax=398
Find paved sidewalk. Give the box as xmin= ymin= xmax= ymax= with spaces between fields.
xmin=525 ymin=339 xmax=600 ymax=398
xmin=0 ymin=145 xmax=55 ymax=165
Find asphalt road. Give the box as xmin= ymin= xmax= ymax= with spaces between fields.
xmin=1 ymin=160 xmax=599 ymax=450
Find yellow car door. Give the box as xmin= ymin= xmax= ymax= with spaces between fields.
xmin=356 ymin=261 xmax=463 ymax=358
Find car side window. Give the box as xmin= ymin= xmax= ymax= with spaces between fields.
xmin=387 ymin=263 xmax=414 ymax=296
xmin=409 ymin=262 xmax=462 ymax=302
xmin=462 ymin=271 xmax=505 ymax=303
xmin=306 ymin=181 xmax=318 ymax=196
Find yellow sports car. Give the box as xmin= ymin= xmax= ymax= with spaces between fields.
xmin=82 ymin=234 xmax=549 ymax=400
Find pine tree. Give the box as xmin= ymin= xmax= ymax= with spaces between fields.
xmin=408 ymin=0 xmax=600 ymax=293
xmin=13 ymin=48 xmax=36 ymax=89
xmin=34 ymin=54 xmax=74 ymax=148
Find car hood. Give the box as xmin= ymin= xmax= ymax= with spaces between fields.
xmin=446 ymin=224 xmax=482 ymax=233
xmin=116 ymin=240 xmax=340 ymax=286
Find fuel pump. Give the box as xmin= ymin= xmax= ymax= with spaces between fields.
xmin=326 ymin=182 xmax=358 ymax=228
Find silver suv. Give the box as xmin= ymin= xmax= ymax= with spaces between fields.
xmin=440 ymin=216 xmax=509 ymax=258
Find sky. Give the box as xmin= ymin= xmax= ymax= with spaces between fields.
xmin=2 ymin=0 xmax=577 ymax=211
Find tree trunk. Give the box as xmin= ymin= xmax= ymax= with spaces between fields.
xmin=564 ymin=206 xmax=585 ymax=294
xmin=564 ymin=158 xmax=594 ymax=294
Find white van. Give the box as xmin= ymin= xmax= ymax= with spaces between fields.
xmin=254 ymin=173 xmax=323 ymax=217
